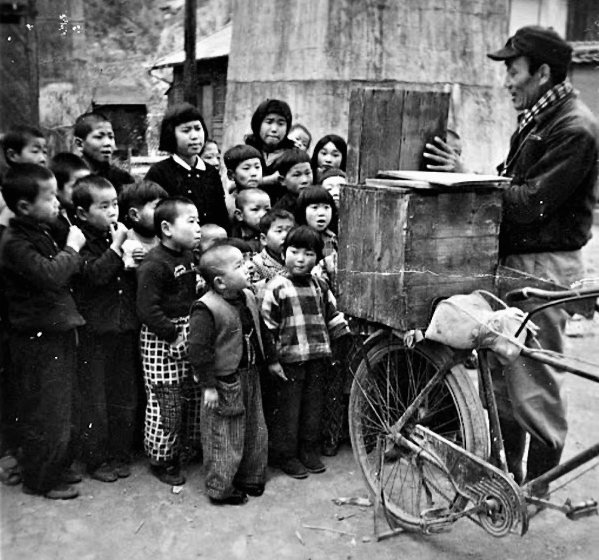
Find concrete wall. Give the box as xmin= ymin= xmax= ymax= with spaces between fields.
xmin=223 ymin=0 xmax=518 ymax=174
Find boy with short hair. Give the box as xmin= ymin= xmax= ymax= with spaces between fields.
xmin=261 ymin=226 xmax=350 ymax=479
xmin=0 ymin=163 xmax=86 ymax=499
xmin=199 ymin=223 xmax=228 ymax=254
xmin=190 ymin=244 xmax=269 ymax=505
xmin=72 ymin=175 xmax=140 ymax=482
xmin=137 ymin=197 xmax=203 ymax=486
xmin=73 ymin=112 xmax=134 ymax=193
xmin=48 ymin=152 xmax=90 ymax=247
xmin=224 ymin=145 xmax=264 ymax=192
xmin=271 ymin=149 xmax=313 ymax=215
xmin=1 ymin=125 xmax=48 ymax=168
xmin=119 ymin=180 xmax=168 ymax=257
xmin=252 ymin=209 xmax=295 ymax=283
xmin=1 ymin=125 xmax=48 ymax=232
xmin=230 ymin=188 xmax=271 ymax=254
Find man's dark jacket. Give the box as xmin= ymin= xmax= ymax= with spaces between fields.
xmin=500 ymin=91 xmax=599 ymax=256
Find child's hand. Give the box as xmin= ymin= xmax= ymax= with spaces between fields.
xmin=261 ymin=172 xmax=281 ymax=186
xmin=66 ymin=225 xmax=86 ymax=252
xmin=203 ymin=388 xmax=219 ymax=409
xmin=171 ymin=332 xmax=186 ymax=348
xmin=268 ymin=362 xmax=288 ymax=381
xmin=110 ymin=222 xmax=128 ymax=249
xmin=132 ymin=246 xmax=147 ymax=264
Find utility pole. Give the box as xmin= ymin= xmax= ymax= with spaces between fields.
xmin=183 ymin=0 xmax=197 ymax=105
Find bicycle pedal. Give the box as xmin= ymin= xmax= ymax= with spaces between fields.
xmin=420 ymin=507 xmax=454 ymax=533
xmin=565 ymin=498 xmax=598 ymax=520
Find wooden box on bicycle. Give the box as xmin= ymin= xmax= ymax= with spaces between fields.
xmin=337 ymin=175 xmax=505 ymax=331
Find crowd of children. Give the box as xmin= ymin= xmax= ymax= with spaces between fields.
xmin=0 ymin=97 xmax=351 ymax=506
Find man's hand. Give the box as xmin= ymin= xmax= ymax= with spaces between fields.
xmin=423 ymin=136 xmax=464 ymax=173
xmin=268 ymin=362 xmax=288 ymax=381
xmin=66 ymin=225 xmax=86 ymax=252
xmin=203 ymin=387 xmax=219 ymax=409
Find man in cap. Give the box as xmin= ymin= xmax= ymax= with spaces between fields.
xmin=427 ymin=26 xmax=599 ymax=494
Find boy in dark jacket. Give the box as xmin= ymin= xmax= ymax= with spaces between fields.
xmin=73 ymin=175 xmax=139 ymax=482
xmin=0 ymin=164 xmax=86 ymax=499
xmin=137 ymin=197 xmax=203 ymax=486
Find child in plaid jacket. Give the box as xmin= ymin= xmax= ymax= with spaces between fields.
xmin=261 ymin=226 xmax=349 ymax=479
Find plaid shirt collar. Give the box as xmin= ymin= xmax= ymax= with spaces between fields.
xmin=517 ymin=81 xmax=573 ymax=133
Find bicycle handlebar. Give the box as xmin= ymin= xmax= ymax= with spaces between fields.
xmin=505 ymin=286 xmax=599 ymax=304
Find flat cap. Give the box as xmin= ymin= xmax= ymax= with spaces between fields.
xmin=487 ymin=25 xmax=572 ymax=67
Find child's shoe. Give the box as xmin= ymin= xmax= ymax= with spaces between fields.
xmin=235 ymin=482 xmax=265 ymax=497
xmin=89 ymin=462 xmax=118 ymax=483
xmin=111 ymin=460 xmax=131 ymax=479
xmin=61 ymin=465 xmax=83 ymax=484
xmin=321 ymin=439 xmax=339 ymax=457
xmin=279 ymin=458 xmax=309 ymax=479
xmin=23 ymin=483 xmax=79 ymax=500
xmin=150 ymin=463 xmax=185 ymax=486
xmin=299 ymin=451 xmax=326 ymax=474
xmin=209 ymin=489 xmax=248 ymax=506
xmin=0 ymin=455 xmax=21 ymax=486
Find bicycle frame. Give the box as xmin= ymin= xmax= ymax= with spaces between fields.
xmin=477 ymin=289 xmax=599 ymax=512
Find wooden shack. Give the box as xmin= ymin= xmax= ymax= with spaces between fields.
xmin=152 ymin=24 xmax=230 ymax=146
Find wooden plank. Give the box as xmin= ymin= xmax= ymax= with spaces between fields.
xmin=346 ymin=88 xmax=364 ymax=184
xmin=408 ymin=192 xmax=502 ymax=238
xmin=398 ymin=90 xmax=450 ymax=170
xmin=346 ymin=88 xmax=450 ymax=183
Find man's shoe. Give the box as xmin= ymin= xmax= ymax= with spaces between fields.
xmin=111 ymin=460 xmax=131 ymax=479
xmin=299 ymin=452 xmax=326 ymax=474
xmin=61 ymin=466 xmax=83 ymax=484
xmin=150 ymin=464 xmax=186 ymax=486
xmin=90 ymin=463 xmax=118 ymax=483
xmin=209 ymin=489 xmax=248 ymax=506
xmin=23 ymin=483 xmax=79 ymax=500
xmin=235 ymin=482 xmax=265 ymax=497
xmin=279 ymin=458 xmax=309 ymax=479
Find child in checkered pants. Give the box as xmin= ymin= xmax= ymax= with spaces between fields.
xmin=136 ymin=197 xmax=202 ymax=486
xmin=261 ymin=226 xmax=350 ymax=479
xmin=189 ymin=244 xmax=269 ymax=505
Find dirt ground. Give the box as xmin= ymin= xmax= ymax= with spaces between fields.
xmin=2 ymin=229 xmax=599 ymax=560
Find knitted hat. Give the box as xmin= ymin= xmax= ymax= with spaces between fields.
xmin=250 ymin=99 xmax=293 ymax=138
xmin=487 ymin=26 xmax=572 ymax=68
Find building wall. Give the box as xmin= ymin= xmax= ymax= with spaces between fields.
xmin=223 ymin=0 xmax=516 ymax=174
xmin=571 ymin=66 xmax=599 ymax=118
xmin=509 ymin=0 xmax=568 ymax=35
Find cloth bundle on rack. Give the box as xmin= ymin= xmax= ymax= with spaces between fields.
xmin=424 ymin=290 xmax=537 ymax=364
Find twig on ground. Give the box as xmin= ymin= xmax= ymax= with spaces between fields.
xmin=302 ymin=524 xmax=356 ymax=537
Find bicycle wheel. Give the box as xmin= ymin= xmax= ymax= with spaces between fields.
xmin=349 ymin=336 xmax=489 ymax=531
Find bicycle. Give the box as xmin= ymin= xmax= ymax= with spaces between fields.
xmin=348 ymin=284 xmax=599 ymax=539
